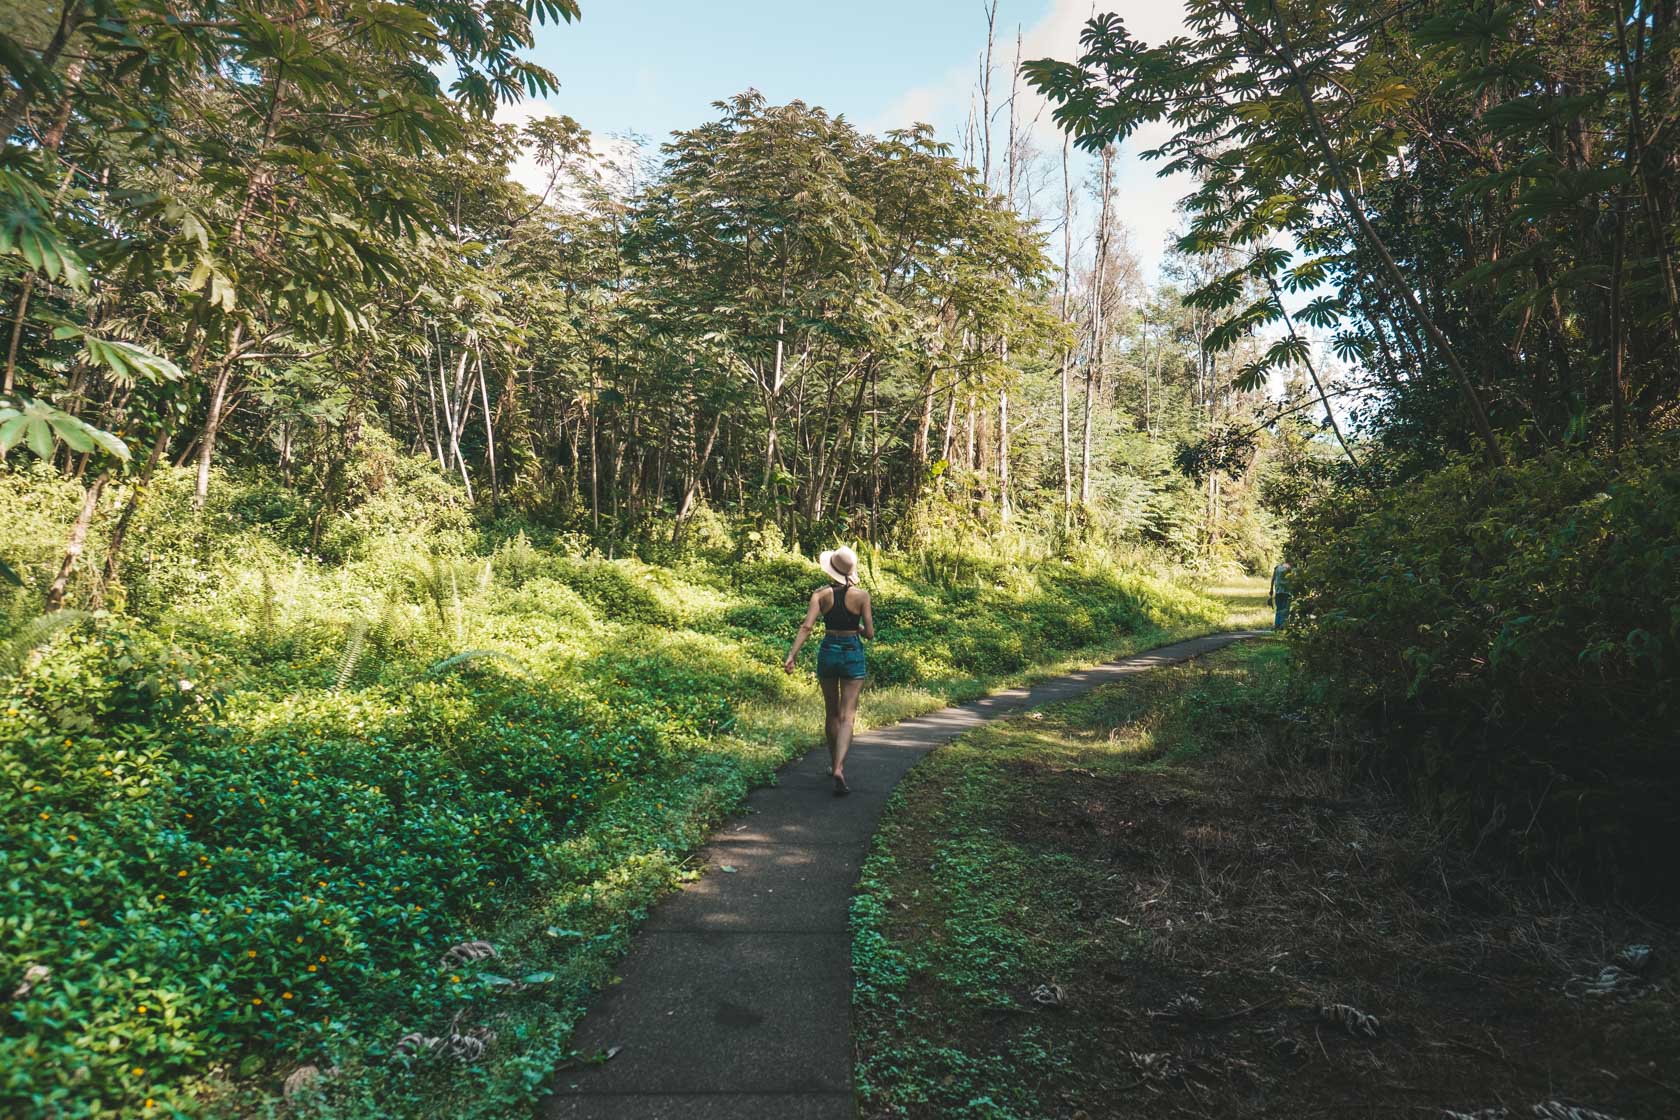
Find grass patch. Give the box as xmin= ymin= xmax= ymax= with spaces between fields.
xmin=852 ymin=640 xmax=1679 ymax=1119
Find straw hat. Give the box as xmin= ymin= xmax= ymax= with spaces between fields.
xmin=819 ymin=545 xmax=860 ymax=586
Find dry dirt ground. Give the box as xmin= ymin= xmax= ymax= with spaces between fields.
xmin=850 ymin=642 xmax=1679 ymax=1119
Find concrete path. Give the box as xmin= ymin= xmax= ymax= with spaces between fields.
xmin=544 ymin=631 xmax=1258 ymax=1119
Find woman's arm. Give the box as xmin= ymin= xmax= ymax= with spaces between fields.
xmin=783 ymin=591 xmax=824 ymax=673
xmin=859 ymin=590 xmax=875 ymax=640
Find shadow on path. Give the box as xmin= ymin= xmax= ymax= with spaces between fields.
xmin=543 ymin=631 xmax=1261 ymax=1119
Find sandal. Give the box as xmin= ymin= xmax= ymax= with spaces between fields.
xmin=833 ymin=774 xmax=851 ymax=797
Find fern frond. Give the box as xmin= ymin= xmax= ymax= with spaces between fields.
xmin=333 ymin=617 xmax=368 ymax=690
xmin=257 ymin=568 xmax=277 ymax=649
xmin=2 ymin=610 xmax=91 ymax=675
xmin=423 ymin=649 xmax=511 ymax=678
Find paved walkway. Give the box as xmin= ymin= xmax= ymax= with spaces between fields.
xmin=544 ymin=631 xmax=1258 ymax=1120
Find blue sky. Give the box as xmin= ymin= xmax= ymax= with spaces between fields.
xmin=526 ymin=1 xmax=1066 ymax=144
xmin=505 ymin=1 xmax=1196 ymax=278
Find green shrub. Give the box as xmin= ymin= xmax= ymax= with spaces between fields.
xmin=1290 ymin=437 xmax=1680 ymax=886
xmin=551 ymin=558 xmax=678 ymax=627
xmin=2 ymin=619 xmax=667 ymax=1118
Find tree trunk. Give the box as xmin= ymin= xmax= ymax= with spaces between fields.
xmin=1082 ymin=147 xmax=1115 ymax=508
xmin=673 ymin=410 xmax=723 ymax=540
xmin=1059 ymin=134 xmax=1075 ymax=525
xmin=475 ymin=347 xmax=498 ymax=510
xmin=193 ymin=339 xmax=239 ymax=508
xmin=997 ymin=337 xmax=1010 ymax=527
xmin=46 ymin=471 xmax=107 ymax=611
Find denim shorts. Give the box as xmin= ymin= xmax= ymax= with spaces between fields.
xmin=816 ymin=634 xmax=867 ymax=680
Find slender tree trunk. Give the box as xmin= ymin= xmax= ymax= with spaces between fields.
xmin=1082 ymin=147 xmax=1115 ymax=508
xmin=673 ymin=410 xmax=723 ymax=539
xmin=193 ymin=326 xmax=243 ymax=508
xmin=475 ymin=347 xmax=498 ymax=510
xmin=979 ymin=0 xmax=997 ymax=187
xmin=94 ymin=424 xmax=170 ymax=607
xmin=45 ymin=471 xmax=107 ymax=611
xmin=762 ymin=317 xmax=786 ymax=494
xmin=1610 ymin=194 xmax=1628 ymax=450
xmin=997 ymin=336 xmax=1010 ymax=527
xmin=1058 ymin=134 xmax=1074 ymax=525
xmin=588 ymin=359 xmax=599 ymax=536
xmin=436 ymin=342 xmax=473 ymax=500
xmin=965 ymin=393 xmax=976 ymax=472
xmin=939 ymin=384 xmax=959 ymax=465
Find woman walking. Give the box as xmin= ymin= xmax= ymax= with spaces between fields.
xmin=783 ymin=545 xmax=874 ymax=795
xmin=1268 ymin=560 xmax=1293 ymax=629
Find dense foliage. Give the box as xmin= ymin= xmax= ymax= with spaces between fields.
xmin=1027 ymin=0 xmax=1680 ymax=466
xmin=0 ymin=450 xmax=1225 ymax=1117
xmin=1290 ymin=438 xmax=1680 ymax=884
xmin=1027 ymin=0 xmax=1680 ymax=883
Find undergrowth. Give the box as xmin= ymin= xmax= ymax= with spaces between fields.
xmin=0 ymin=463 xmax=1227 ymax=1119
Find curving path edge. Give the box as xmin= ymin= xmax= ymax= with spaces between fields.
xmin=543 ymin=631 xmax=1261 ymax=1120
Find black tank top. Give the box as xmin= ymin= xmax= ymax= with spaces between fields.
xmin=824 ymin=582 xmax=861 ymax=631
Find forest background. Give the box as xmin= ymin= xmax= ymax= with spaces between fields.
xmin=1 ymin=1 xmax=1676 ymax=1117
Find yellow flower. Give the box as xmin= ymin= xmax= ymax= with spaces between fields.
xmin=132 ymin=1067 xmax=145 ymax=1076
xmin=307 ymin=965 xmax=317 ymax=972
xmin=247 ymin=950 xmax=257 ymax=958
xmin=252 ymin=997 xmax=262 ymax=1006
xmin=144 ymin=1099 xmax=155 ymax=1109
xmin=137 ymin=1005 xmax=148 ymax=1014
xmin=282 ymin=992 xmax=293 ymax=1000
xmin=177 ymin=870 xmax=188 ymax=878
xmin=450 ymin=975 xmax=461 ymax=984
xmin=294 ymin=936 xmax=303 ymax=943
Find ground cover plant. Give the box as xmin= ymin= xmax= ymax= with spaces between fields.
xmin=0 ymin=461 xmax=1227 ymax=1119
xmin=851 ymin=642 xmax=1678 ymax=1119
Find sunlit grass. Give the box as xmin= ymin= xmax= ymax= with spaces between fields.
xmin=1198 ymin=574 xmax=1273 ymax=630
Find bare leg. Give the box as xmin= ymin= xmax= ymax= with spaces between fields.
xmin=819 ymin=676 xmax=841 ymax=773
xmin=832 ymin=676 xmax=865 ymax=787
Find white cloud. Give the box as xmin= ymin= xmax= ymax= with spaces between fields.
xmin=494 ymin=100 xmax=650 ymax=208
xmin=870 ymin=1 xmax=1193 ymax=280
